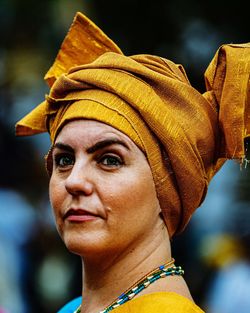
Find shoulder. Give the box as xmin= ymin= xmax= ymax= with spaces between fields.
xmin=56 ymin=292 xmax=205 ymax=313
xmin=112 ymin=292 xmax=205 ymax=313
xmin=57 ymin=297 xmax=82 ymax=313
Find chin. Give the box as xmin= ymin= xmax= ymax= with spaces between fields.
xmin=61 ymin=229 xmax=113 ymax=257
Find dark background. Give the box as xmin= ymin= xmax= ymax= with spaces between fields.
xmin=0 ymin=1 xmax=249 ymax=313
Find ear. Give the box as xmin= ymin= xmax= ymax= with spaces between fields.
xmin=44 ymin=12 xmax=123 ymax=87
xmin=44 ymin=146 xmax=53 ymax=177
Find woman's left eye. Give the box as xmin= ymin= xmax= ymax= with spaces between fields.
xmin=99 ymin=155 xmax=123 ymax=167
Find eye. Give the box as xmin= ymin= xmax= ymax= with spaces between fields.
xmin=54 ymin=153 xmax=74 ymax=168
xmin=98 ymin=154 xmax=123 ymax=167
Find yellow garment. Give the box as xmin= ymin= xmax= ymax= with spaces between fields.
xmin=15 ymin=12 xmax=250 ymax=237
xmin=111 ymin=292 xmax=204 ymax=313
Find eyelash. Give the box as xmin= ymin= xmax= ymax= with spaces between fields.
xmin=53 ymin=153 xmax=124 ymax=169
xmin=98 ymin=154 xmax=123 ymax=167
xmin=54 ymin=153 xmax=74 ymax=168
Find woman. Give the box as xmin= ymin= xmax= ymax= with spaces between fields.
xmin=16 ymin=12 xmax=250 ymax=313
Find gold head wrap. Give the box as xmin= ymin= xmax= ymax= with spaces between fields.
xmin=16 ymin=12 xmax=250 ymax=237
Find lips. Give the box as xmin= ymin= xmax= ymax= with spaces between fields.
xmin=63 ymin=208 xmax=99 ymax=222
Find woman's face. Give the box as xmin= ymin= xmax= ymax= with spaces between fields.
xmin=49 ymin=120 xmax=162 ymax=257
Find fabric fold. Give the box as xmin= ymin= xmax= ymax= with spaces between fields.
xmin=204 ymin=43 xmax=250 ymax=159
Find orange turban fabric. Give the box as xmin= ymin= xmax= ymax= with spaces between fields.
xmin=16 ymin=12 xmax=250 ymax=237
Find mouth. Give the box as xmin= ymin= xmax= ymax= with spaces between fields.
xmin=63 ymin=208 xmax=100 ymax=222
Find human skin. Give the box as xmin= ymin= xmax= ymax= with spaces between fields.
xmin=49 ymin=119 xmax=192 ymax=313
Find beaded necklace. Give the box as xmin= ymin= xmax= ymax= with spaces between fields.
xmin=74 ymin=258 xmax=184 ymax=313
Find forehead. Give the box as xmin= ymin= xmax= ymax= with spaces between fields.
xmin=55 ymin=119 xmax=136 ymax=148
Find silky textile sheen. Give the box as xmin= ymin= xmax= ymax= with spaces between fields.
xmin=15 ymin=12 xmax=250 ymax=237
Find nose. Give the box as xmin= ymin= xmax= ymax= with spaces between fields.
xmin=65 ymin=162 xmax=94 ymax=196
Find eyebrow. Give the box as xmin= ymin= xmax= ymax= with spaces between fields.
xmin=52 ymin=138 xmax=130 ymax=154
xmin=52 ymin=142 xmax=74 ymax=153
xmin=86 ymin=138 xmax=130 ymax=153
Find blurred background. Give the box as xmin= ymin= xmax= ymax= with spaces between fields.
xmin=0 ymin=1 xmax=249 ymax=312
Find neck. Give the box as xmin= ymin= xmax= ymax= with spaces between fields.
xmin=79 ymin=220 xmax=171 ymax=313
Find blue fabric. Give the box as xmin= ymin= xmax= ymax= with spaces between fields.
xmin=57 ymin=297 xmax=82 ymax=313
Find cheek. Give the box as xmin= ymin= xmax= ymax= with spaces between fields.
xmin=104 ymin=169 xmax=160 ymax=224
xmin=49 ymin=178 xmax=57 ymax=211
xmin=49 ymin=177 xmax=65 ymax=230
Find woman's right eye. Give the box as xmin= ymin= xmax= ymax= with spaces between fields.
xmin=54 ymin=154 xmax=74 ymax=168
